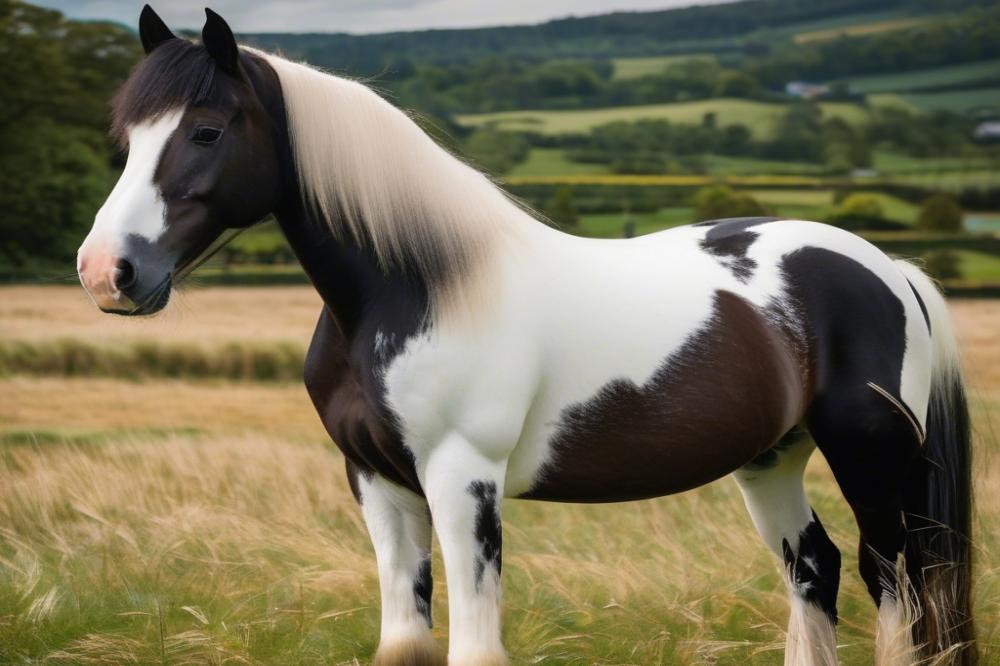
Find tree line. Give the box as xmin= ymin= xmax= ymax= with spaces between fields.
xmin=0 ymin=1 xmax=140 ymax=269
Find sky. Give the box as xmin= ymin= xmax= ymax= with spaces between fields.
xmin=31 ymin=0 xmax=736 ymax=34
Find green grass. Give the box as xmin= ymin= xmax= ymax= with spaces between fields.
xmin=899 ymin=87 xmax=1000 ymax=114
xmin=872 ymin=150 xmax=1000 ymax=175
xmin=575 ymin=207 xmax=694 ymax=238
xmin=958 ymin=250 xmax=1000 ymax=280
xmin=700 ymin=155 xmax=826 ymax=176
xmin=0 ymin=338 xmax=306 ymax=381
xmin=610 ymin=53 xmax=716 ymax=80
xmin=456 ymin=98 xmax=871 ymax=139
xmin=507 ymin=148 xmax=611 ymax=177
xmin=793 ymin=15 xmax=932 ymax=44
xmin=842 ymin=59 xmax=1000 ymax=94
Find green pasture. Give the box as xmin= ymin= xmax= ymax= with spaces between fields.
xmin=793 ymin=15 xmax=932 ymax=44
xmin=610 ymin=54 xmax=717 ymax=80
xmin=507 ymin=148 xmax=611 ymax=177
xmin=842 ymin=59 xmax=1000 ymax=94
xmin=455 ymin=98 xmax=871 ymax=139
xmin=898 ymin=87 xmax=1000 ymax=114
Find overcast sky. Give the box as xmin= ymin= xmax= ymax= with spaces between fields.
xmin=31 ymin=0 xmax=735 ymax=34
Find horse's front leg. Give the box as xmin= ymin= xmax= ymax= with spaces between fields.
xmin=423 ymin=434 xmax=509 ymax=666
xmin=351 ymin=463 xmax=444 ymax=666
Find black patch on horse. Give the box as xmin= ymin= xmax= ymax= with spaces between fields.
xmin=698 ymin=217 xmax=780 ymax=282
xmin=907 ymin=279 xmax=931 ymax=332
xmin=467 ymin=480 xmax=502 ymax=590
xmin=413 ymin=556 xmax=433 ymax=627
xmin=782 ymin=512 xmax=841 ymax=622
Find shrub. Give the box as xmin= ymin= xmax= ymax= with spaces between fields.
xmin=827 ymin=193 xmax=895 ymax=231
xmin=692 ymin=185 xmax=768 ymax=221
xmin=917 ymin=193 xmax=963 ymax=233
xmin=922 ymin=250 xmax=962 ymax=280
xmin=545 ymin=187 xmax=578 ymax=227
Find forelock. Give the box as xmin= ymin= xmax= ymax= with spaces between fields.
xmin=111 ymin=39 xmax=220 ymax=147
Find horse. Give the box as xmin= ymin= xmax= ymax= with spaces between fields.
xmin=76 ymin=6 xmax=975 ymax=665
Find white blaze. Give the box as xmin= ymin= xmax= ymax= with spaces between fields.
xmin=77 ymin=110 xmax=183 ymax=307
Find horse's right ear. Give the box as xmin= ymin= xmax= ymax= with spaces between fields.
xmin=139 ymin=5 xmax=176 ymax=54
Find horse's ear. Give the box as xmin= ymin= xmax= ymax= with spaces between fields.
xmin=202 ymin=8 xmax=240 ymax=77
xmin=139 ymin=5 xmax=176 ymax=54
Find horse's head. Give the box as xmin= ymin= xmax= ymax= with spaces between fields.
xmin=78 ymin=6 xmax=282 ymax=315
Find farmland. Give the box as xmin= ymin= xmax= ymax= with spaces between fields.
xmin=1 ymin=286 xmax=1000 ymax=664
xmin=842 ymin=59 xmax=1000 ymax=94
xmin=455 ymin=99 xmax=870 ymax=138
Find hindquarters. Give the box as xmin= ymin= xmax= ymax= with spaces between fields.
xmin=782 ymin=248 xmax=974 ymax=663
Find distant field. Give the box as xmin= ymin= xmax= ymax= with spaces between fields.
xmin=899 ymin=87 xmax=1000 ymax=114
xmin=610 ymin=53 xmax=716 ymax=80
xmin=843 ymin=59 xmax=1000 ymax=94
xmin=765 ymin=8 xmax=920 ymax=40
xmin=507 ymin=148 xmax=611 ymax=177
xmin=794 ymin=16 xmax=930 ymax=44
xmin=457 ymin=98 xmax=870 ymax=138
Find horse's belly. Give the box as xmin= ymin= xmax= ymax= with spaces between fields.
xmin=514 ymin=290 xmax=806 ymax=503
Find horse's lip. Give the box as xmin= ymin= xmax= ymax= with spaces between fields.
xmin=103 ymin=275 xmax=172 ymax=316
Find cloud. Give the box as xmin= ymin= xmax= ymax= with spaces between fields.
xmin=29 ymin=0 xmax=733 ymax=34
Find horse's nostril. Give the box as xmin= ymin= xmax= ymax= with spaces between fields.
xmin=115 ymin=258 xmax=137 ymax=290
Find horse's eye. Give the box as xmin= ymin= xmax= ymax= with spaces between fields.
xmin=191 ymin=126 xmax=223 ymax=145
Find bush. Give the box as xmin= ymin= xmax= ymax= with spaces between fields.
xmin=544 ymin=187 xmax=578 ymax=227
xmin=917 ymin=193 xmax=963 ymax=233
xmin=922 ymin=250 xmax=962 ymax=281
xmin=692 ymin=185 xmax=769 ymax=221
xmin=827 ymin=193 xmax=894 ymax=231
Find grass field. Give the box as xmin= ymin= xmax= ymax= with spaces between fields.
xmin=793 ymin=16 xmax=931 ymax=44
xmin=507 ymin=148 xmax=611 ymax=177
xmin=1 ymin=286 xmax=999 ymax=664
xmin=456 ymin=98 xmax=870 ymax=139
xmin=610 ymin=54 xmax=716 ymax=80
xmin=842 ymin=59 xmax=1000 ymax=94
xmin=898 ymin=87 xmax=1000 ymax=114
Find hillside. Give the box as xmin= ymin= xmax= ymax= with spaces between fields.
xmin=240 ymin=0 xmax=982 ymax=73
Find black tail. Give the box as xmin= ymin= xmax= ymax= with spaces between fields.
xmin=898 ymin=261 xmax=976 ymax=664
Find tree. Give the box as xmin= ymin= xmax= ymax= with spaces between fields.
xmin=692 ymin=185 xmax=768 ymax=221
xmin=827 ymin=193 xmax=886 ymax=231
xmin=917 ymin=193 xmax=964 ymax=233
xmin=545 ymin=187 xmax=578 ymax=227
xmin=463 ymin=126 xmax=529 ymax=176
xmin=0 ymin=2 xmax=141 ymax=268
xmin=922 ymin=250 xmax=961 ymax=280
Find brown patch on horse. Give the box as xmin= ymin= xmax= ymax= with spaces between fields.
xmin=304 ymin=307 xmax=422 ymax=494
xmin=522 ymin=290 xmax=807 ymax=502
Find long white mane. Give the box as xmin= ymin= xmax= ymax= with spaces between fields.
xmin=256 ymin=51 xmax=531 ymax=317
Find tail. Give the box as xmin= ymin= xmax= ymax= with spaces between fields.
xmin=895 ymin=260 xmax=976 ymax=664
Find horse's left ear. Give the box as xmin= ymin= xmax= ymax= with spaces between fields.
xmin=202 ymin=8 xmax=240 ymax=77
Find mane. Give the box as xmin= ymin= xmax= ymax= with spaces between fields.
xmin=253 ymin=50 xmax=531 ymax=320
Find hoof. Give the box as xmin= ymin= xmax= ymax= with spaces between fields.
xmin=373 ymin=633 xmax=445 ymax=666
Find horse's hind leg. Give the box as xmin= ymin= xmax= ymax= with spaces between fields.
xmin=734 ymin=429 xmax=841 ymax=666
xmin=349 ymin=464 xmax=445 ymax=666
xmin=808 ymin=389 xmax=923 ymax=666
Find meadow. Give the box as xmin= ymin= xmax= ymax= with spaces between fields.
xmin=455 ymin=99 xmax=870 ymax=139
xmin=1 ymin=285 xmax=999 ymax=665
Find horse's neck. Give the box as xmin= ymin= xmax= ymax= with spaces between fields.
xmin=274 ymin=204 xmax=429 ymax=347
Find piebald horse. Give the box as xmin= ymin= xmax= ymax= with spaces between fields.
xmin=78 ymin=7 xmax=975 ymax=665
